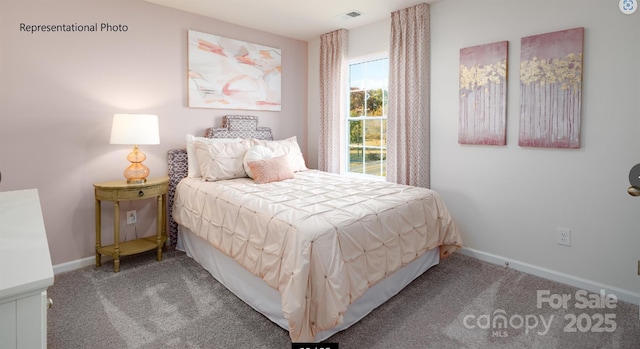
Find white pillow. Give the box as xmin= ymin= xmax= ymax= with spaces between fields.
xmin=243 ymin=145 xmax=274 ymax=179
xmin=253 ymin=136 xmax=308 ymax=172
xmin=194 ymin=139 xmax=251 ymax=181
xmin=186 ymin=134 xmax=241 ymax=178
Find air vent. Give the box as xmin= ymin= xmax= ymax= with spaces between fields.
xmin=338 ymin=10 xmax=364 ymax=20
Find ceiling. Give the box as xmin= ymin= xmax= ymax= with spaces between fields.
xmin=145 ymin=0 xmax=437 ymax=41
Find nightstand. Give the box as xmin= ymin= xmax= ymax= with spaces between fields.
xmin=94 ymin=176 xmax=169 ymax=272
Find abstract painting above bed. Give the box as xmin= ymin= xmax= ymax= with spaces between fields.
xmin=187 ymin=30 xmax=282 ymax=111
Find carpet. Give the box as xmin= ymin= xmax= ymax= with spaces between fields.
xmin=47 ymin=249 xmax=640 ymax=348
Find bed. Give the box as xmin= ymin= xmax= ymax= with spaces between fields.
xmin=167 ymin=115 xmax=463 ymax=342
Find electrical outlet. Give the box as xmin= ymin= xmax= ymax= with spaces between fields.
xmin=556 ymin=228 xmax=571 ymax=247
xmin=126 ymin=210 xmax=137 ymax=225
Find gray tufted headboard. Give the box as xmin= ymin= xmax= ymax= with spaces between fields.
xmin=166 ymin=115 xmax=273 ymax=246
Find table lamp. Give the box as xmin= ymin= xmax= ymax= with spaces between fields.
xmin=110 ymin=114 xmax=160 ymax=184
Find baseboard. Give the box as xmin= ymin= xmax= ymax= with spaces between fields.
xmin=459 ymin=247 xmax=640 ymax=307
xmin=52 ymin=255 xmax=112 ymax=274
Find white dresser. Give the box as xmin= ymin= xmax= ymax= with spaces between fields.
xmin=0 ymin=189 xmax=54 ymax=349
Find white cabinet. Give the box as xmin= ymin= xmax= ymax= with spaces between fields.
xmin=0 ymin=189 xmax=54 ymax=349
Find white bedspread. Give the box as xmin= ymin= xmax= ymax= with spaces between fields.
xmin=172 ymin=170 xmax=462 ymax=341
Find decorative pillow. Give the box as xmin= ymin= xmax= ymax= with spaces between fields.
xmin=247 ymin=155 xmax=295 ymax=184
xmin=227 ymin=118 xmax=258 ymax=132
xmin=194 ymin=139 xmax=250 ymax=181
xmin=186 ymin=134 xmax=241 ymax=178
xmin=252 ymin=136 xmax=308 ymax=172
xmin=243 ymin=145 xmax=274 ymax=179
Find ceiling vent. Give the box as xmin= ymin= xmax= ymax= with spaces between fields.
xmin=338 ymin=10 xmax=363 ymax=20
xmin=345 ymin=10 xmax=362 ymax=18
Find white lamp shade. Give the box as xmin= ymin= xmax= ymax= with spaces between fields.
xmin=110 ymin=114 xmax=160 ymax=145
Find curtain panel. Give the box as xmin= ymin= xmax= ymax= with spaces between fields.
xmin=387 ymin=3 xmax=431 ymax=187
xmin=318 ymin=28 xmax=348 ymax=174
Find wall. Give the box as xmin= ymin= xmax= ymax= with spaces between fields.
xmin=0 ymin=0 xmax=308 ymax=266
xmin=307 ymin=0 xmax=640 ymax=300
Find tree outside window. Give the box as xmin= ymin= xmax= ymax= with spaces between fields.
xmin=348 ymin=57 xmax=388 ymax=177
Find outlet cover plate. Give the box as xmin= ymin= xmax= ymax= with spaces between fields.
xmin=126 ymin=210 xmax=137 ymax=224
xmin=556 ymin=228 xmax=571 ymax=247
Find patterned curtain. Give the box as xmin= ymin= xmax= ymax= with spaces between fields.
xmin=319 ymin=29 xmax=348 ymax=173
xmin=387 ymin=3 xmax=430 ymax=187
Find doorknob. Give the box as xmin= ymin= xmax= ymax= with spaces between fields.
xmin=629 ymin=163 xmax=640 ymax=196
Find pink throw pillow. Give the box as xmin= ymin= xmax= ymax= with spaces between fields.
xmin=247 ymin=155 xmax=295 ymax=184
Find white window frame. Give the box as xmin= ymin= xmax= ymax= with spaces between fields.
xmin=345 ymin=53 xmax=389 ymax=180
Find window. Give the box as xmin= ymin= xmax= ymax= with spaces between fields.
xmin=347 ymin=57 xmax=388 ymax=177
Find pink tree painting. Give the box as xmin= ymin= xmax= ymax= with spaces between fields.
xmin=519 ymin=27 xmax=584 ymax=148
xmin=459 ymin=41 xmax=508 ymax=145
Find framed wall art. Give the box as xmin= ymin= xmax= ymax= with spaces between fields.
xmin=459 ymin=41 xmax=509 ymax=145
xmin=187 ymin=30 xmax=282 ymax=111
xmin=519 ymin=27 xmax=584 ymax=148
